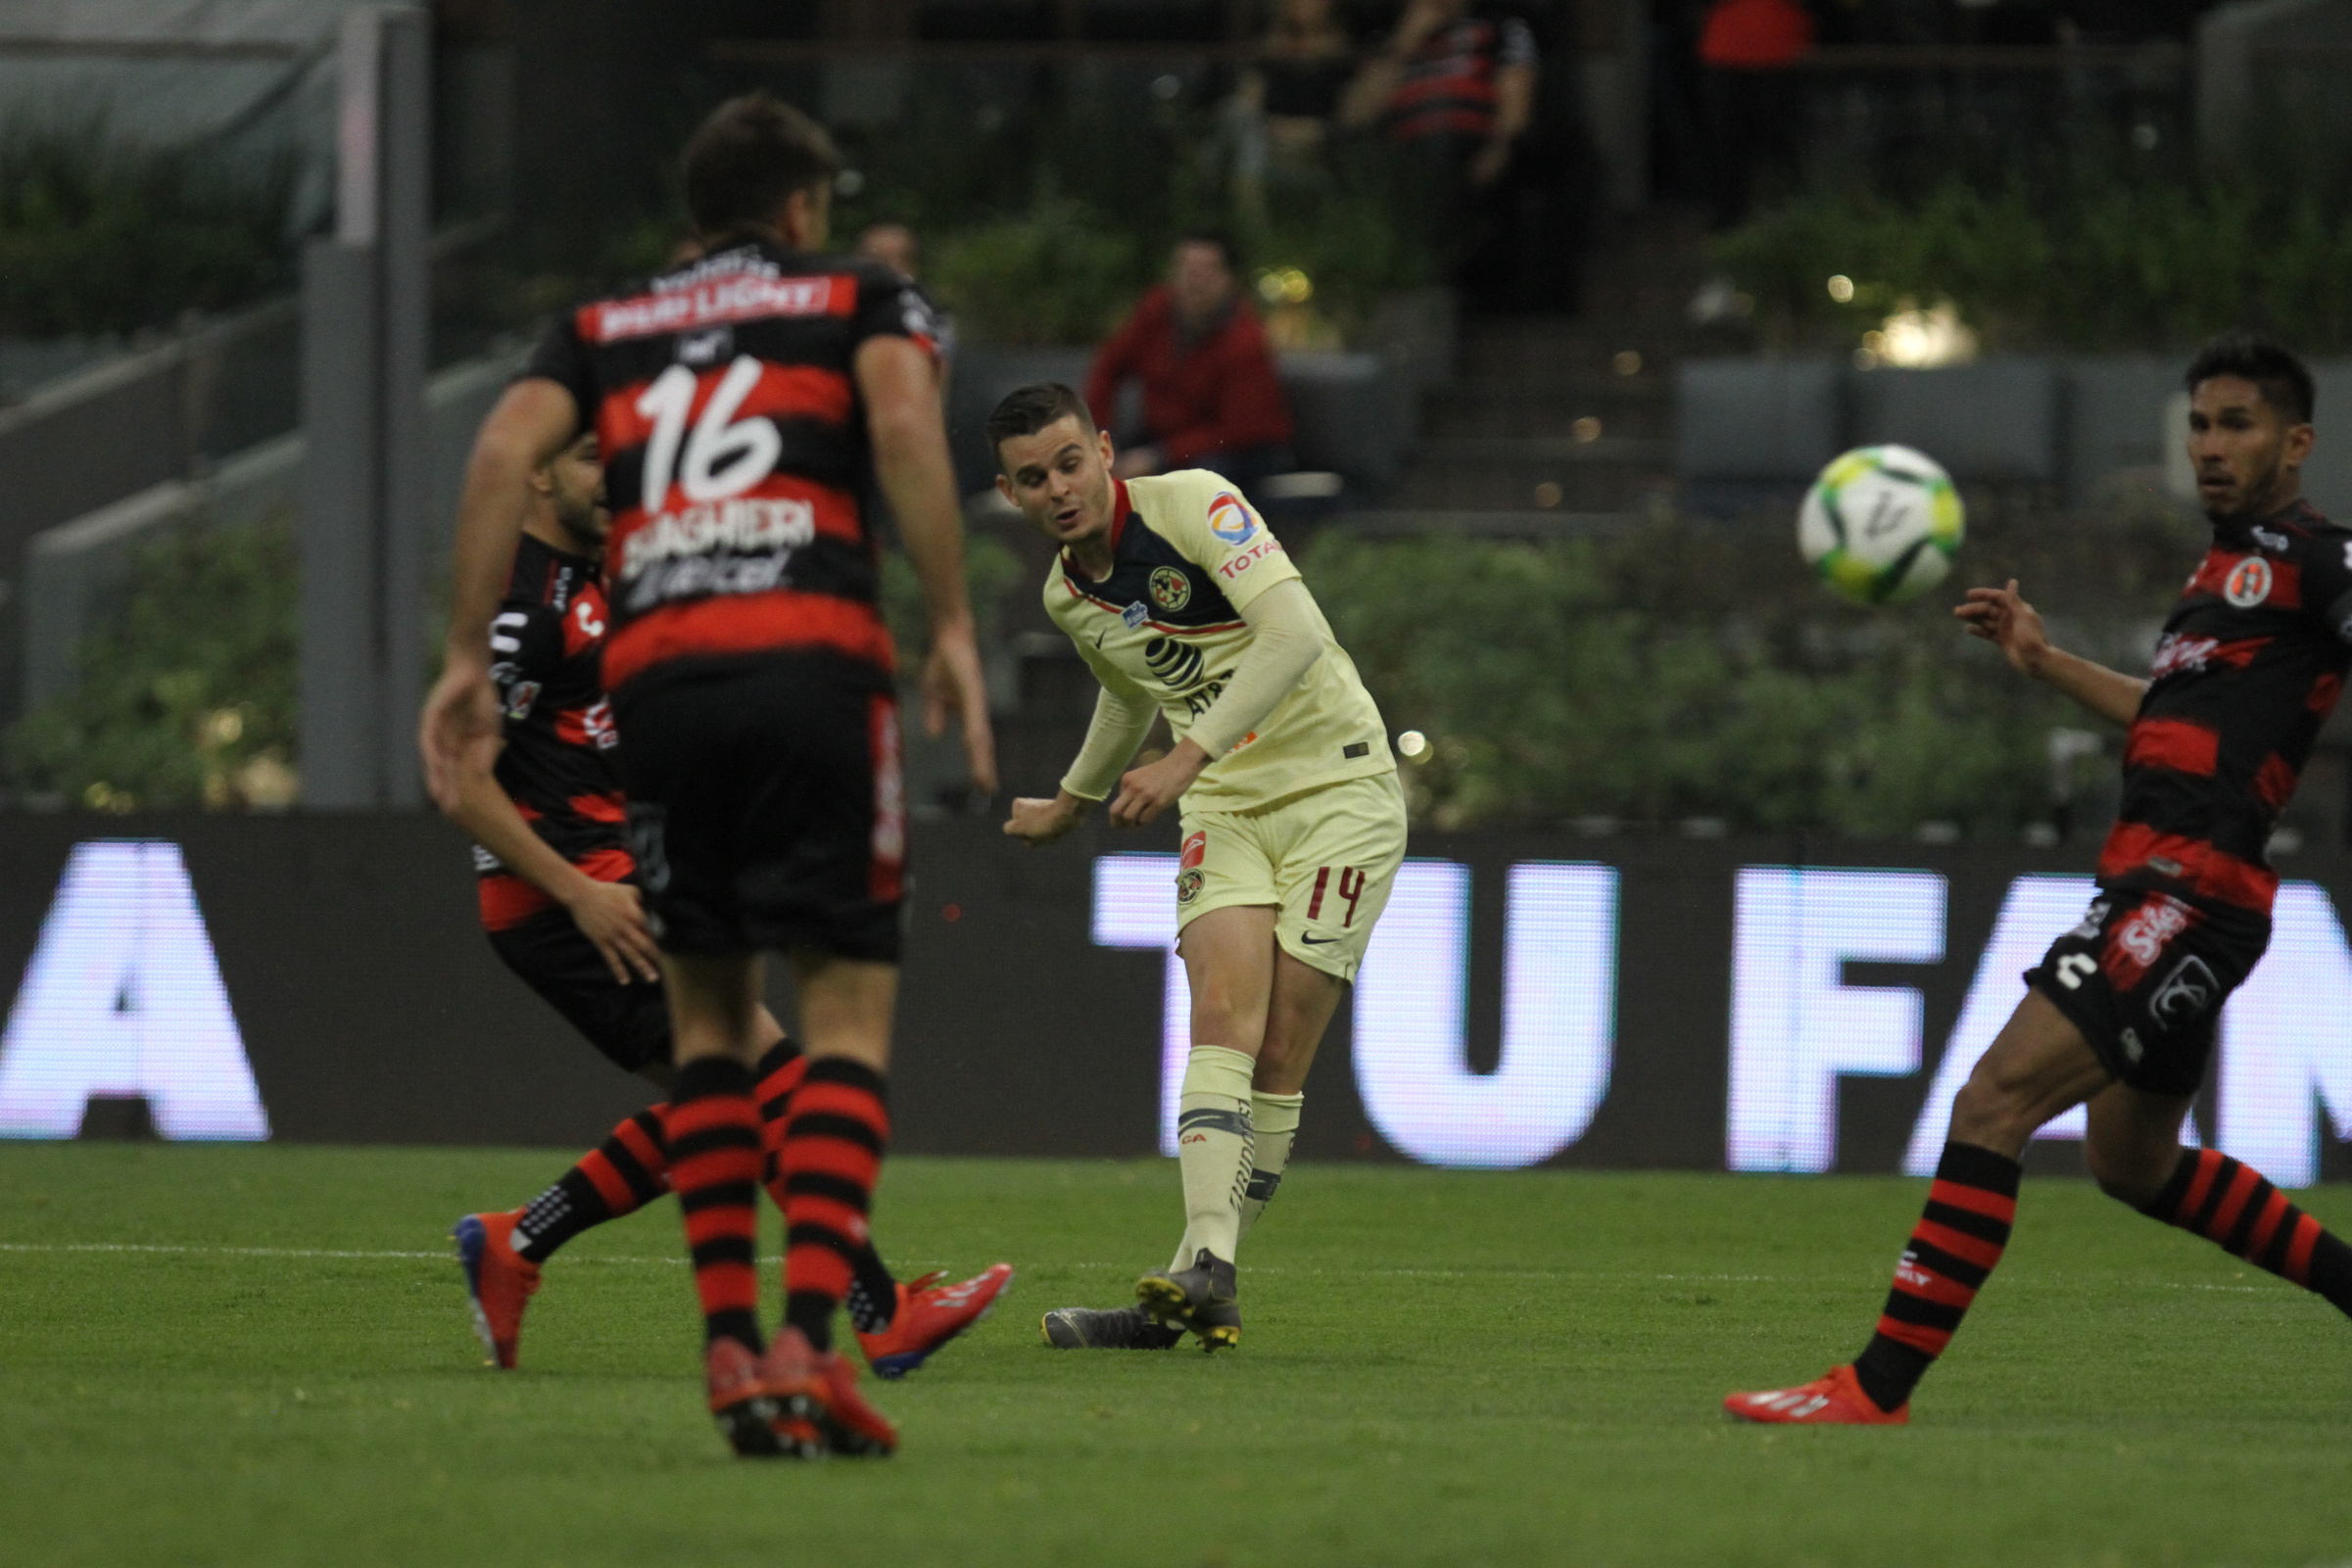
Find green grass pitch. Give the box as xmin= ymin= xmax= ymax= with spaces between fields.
xmin=4 ymin=1145 xmax=2350 ymax=1568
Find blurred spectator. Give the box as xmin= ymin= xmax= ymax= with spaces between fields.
xmin=1084 ymin=231 xmax=1293 ymax=494
xmin=855 ymin=220 xmax=921 ymax=279
xmin=854 ymin=218 xmax=956 ymax=373
xmin=1698 ymin=0 xmax=1814 ymax=229
xmin=1237 ymin=0 xmax=1357 ymax=180
xmin=1340 ymin=1 xmax=1539 ymax=295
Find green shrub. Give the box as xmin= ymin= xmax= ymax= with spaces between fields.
xmin=1307 ymin=503 xmax=2195 ymax=837
xmin=927 ymin=197 xmax=1145 ymax=348
xmin=1714 ymin=176 xmax=2352 ymax=354
xmin=7 ymin=516 xmax=298 ymax=811
xmin=881 ymin=531 xmax=1028 ymax=672
xmin=0 ymin=114 xmax=294 ymax=337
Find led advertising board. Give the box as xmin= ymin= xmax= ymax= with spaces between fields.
xmin=4 ymin=819 xmax=2351 ymax=1178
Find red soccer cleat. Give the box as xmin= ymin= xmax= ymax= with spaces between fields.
xmin=706 ymin=1336 xmax=796 ymax=1457
xmin=1724 ymin=1364 xmax=1909 ymax=1425
xmin=452 ymin=1211 xmax=541 ymax=1370
xmin=758 ymin=1326 xmax=897 ymax=1457
xmin=856 ymin=1263 xmax=1016 ymax=1379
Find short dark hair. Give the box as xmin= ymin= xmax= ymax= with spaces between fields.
xmin=986 ymin=383 xmax=1095 ymax=463
xmin=681 ymin=93 xmax=840 ymax=237
xmin=1175 ymin=227 xmax=1241 ymax=272
xmin=2185 ymin=331 xmax=2315 ymax=425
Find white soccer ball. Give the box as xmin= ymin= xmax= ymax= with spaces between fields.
xmin=1797 ymin=445 xmax=1965 ymax=604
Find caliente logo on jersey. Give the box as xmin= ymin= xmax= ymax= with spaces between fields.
xmin=1207 ymin=492 xmax=1258 ymax=546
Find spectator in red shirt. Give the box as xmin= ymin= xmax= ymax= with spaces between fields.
xmin=1084 ymin=231 xmax=1294 ymax=497
xmin=1699 ymin=0 xmax=1814 ymax=229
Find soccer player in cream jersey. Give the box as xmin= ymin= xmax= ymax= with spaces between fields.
xmin=991 ymin=382 xmax=1408 ymax=1351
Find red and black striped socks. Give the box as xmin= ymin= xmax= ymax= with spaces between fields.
xmin=779 ymin=1057 xmax=890 ymax=1353
xmin=667 ymin=1058 xmax=766 ymax=1350
xmin=756 ymin=1042 xmax=901 ymax=1335
xmin=509 ymin=1106 xmax=670 ymax=1261
xmin=2138 ymin=1148 xmax=2352 ymax=1313
xmin=1851 ymin=1141 xmax=2020 ymax=1413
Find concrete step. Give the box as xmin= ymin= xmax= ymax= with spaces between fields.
xmin=1458 ymin=329 xmax=1713 ymax=380
xmin=1391 ymin=455 xmax=1672 ymax=513
xmin=1423 ymin=380 xmax=1672 ymax=440
xmin=1415 ymin=435 xmax=1675 ymax=465
xmin=1332 ymin=508 xmax=1644 ymax=539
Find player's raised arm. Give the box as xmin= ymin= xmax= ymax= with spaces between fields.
xmin=856 ymin=333 xmax=998 ymax=795
xmin=420 ymin=378 xmax=580 ymax=809
xmin=1955 ymin=578 xmax=2147 ymax=728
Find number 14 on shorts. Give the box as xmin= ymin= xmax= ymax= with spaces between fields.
xmin=1308 ymin=866 xmax=1368 ymax=927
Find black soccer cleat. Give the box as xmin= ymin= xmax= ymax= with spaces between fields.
xmin=1135 ymin=1249 xmax=1241 ymax=1351
xmin=1039 ymin=1304 xmax=1185 ymax=1350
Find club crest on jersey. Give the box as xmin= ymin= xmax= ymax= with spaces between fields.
xmin=1149 ymin=565 xmax=1192 ymax=612
xmin=1207 ymin=492 xmax=1259 ymax=546
xmin=2224 ymin=556 xmax=2274 ymax=608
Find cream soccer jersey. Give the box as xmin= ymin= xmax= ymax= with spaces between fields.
xmin=1042 ymin=471 xmax=1395 ymax=811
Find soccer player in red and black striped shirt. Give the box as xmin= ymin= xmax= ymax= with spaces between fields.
xmin=1730 ymin=333 xmax=2352 ymax=1425
xmin=422 ymin=94 xmax=995 ymax=1456
xmin=438 ymin=431 xmax=1008 ymax=1382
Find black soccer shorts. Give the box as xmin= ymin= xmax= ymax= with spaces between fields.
xmin=613 ymin=653 xmax=905 ymax=964
xmin=487 ymin=905 xmax=673 ymax=1076
xmin=2023 ymin=886 xmax=2271 ymax=1096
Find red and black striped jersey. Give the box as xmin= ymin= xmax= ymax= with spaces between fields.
xmin=475 ymin=533 xmax=631 ymax=930
xmin=1381 ymin=15 xmax=1538 ymax=144
xmin=524 ymin=238 xmax=941 ymax=696
xmin=2097 ymin=499 xmax=2352 ymax=917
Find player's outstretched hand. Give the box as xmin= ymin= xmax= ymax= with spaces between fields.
xmin=565 ymin=879 xmax=663 ymax=985
xmin=1109 ymin=743 xmax=1210 ymax=830
xmin=1004 ymin=792 xmax=1085 ymax=845
xmin=420 ymin=659 xmax=502 ymax=813
xmin=923 ymin=618 xmax=999 ymax=797
xmin=1953 ymin=579 xmax=2051 ymax=679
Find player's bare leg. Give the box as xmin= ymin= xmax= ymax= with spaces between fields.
xmin=2082 ymin=1080 xmax=2198 ymax=1208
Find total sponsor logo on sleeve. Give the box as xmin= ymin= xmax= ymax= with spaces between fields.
xmin=1205 ymin=491 xmax=1286 ymax=582
xmin=1207 ymin=492 xmax=1259 ymax=545
xmin=1215 ymin=537 xmax=1285 ymax=583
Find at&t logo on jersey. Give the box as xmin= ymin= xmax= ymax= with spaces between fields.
xmin=1207 ymin=492 xmax=1259 ymax=546
xmin=2223 ymin=556 xmax=2274 ymax=608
